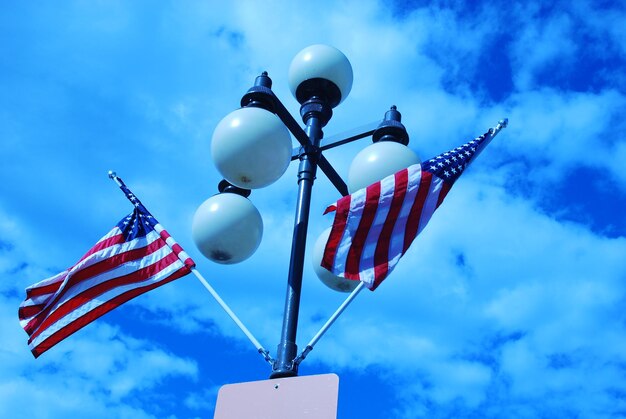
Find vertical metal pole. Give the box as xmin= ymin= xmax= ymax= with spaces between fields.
xmin=271 ymin=98 xmax=330 ymax=378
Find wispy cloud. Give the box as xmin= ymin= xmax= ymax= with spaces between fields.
xmin=1 ymin=0 xmax=625 ymax=417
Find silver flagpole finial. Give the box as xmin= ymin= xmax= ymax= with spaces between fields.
xmin=108 ymin=171 xmax=124 ymax=188
xmin=491 ymin=118 xmax=509 ymax=136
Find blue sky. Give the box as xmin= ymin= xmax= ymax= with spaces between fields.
xmin=1 ymin=1 xmax=626 ymax=417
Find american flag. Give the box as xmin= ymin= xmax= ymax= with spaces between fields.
xmin=19 ymin=179 xmax=195 ymax=358
xmin=322 ymin=123 xmax=505 ymax=290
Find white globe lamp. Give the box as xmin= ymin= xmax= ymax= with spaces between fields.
xmin=311 ymin=227 xmax=360 ymax=293
xmin=348 ymin=106 xmax=420 ymax=192
xmin=211 ymin=106 xmax=292 ymax=189
xmin=348 ymin=142 xmax=420 ymax=192
xmin=288 ymin=44 xmax=353 ymax=107
xmin=192 ymin=190 xmax=263 ymax=264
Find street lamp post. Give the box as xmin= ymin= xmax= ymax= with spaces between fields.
xmin=193 ymin=45 xmax=418 ymax=378
xmin=273 ymin=95 xmax=326 ymax=378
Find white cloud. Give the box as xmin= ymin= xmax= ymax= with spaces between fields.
xmin=509 ymin=7 xmax=577 ymax=91
xmin=0 ymin=292 xmax=198 ymax=418
xmin=569 ymin=2 xmax=626 ymax=61
xmin=500 ymin=88 xmax=626 ymax=190
xmin=184 ymin=386 xmax=220 ymax=411
xmin=2 ymin=0 xmax=626 ymax=417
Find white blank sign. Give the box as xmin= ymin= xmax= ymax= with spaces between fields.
xmin=214 ymin=373 xmax=339 ymax=419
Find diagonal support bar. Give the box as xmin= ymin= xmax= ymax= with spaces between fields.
xmin=271 ymin=92 xmax=350 ymax=197
xmin=270 ymin=92 xmax=311 ymax=147
xmin=318 ymin=121 xmax=379 ymax=152
xmin=191 ymin=268 xmax=275 ymax=365
xmin=290 ymin=121 xmax=380 ymax=160
xmin=317 ymin=155 xmax=349 ymax=196
xmin=288 ymin=122 xmax=380 ymax=196
xmin=293 ymin=281 xmax=366 ymax=366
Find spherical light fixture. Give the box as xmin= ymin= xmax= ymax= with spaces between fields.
xmin=211 ymin=107 xmax=292 ymax=189
xmin=192 ymin=191 xmax=263 ymax=264
xmin=348 ymin=141 xmax=420 ymax=192
xmin=288 ymin=44 xmax=353 ymax=108
xmin=311 ymin=227 xmax=359 ymax=293
xmin=348 ymin=105 xmax=420 ymax=192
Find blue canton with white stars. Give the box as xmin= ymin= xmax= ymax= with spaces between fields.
xmin=116 ymin=185 xmax=159 ymax=241
xmin=421 ymin=131 xmax=490 ymax=184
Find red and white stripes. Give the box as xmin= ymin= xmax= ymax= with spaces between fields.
xmin=322 ymin=163 xmax=449 ymax=290
xmin=320 ymin=123 xmax=508 ymax=291
xmin=19 ymin=223 xmax=193 ymax=358
xmin=153 ymin=223 xmax=195 ymax=269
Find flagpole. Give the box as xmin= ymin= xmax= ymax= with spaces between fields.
xmin=190 ymin=267 xmax=274 ymax=365
xmin=293 ymin=281 xmax=366 ymax=366
xmin=108 ymin=171 xmax=274 ymax=366
xmin=469 ymin=118 xmax=508 ymax=164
